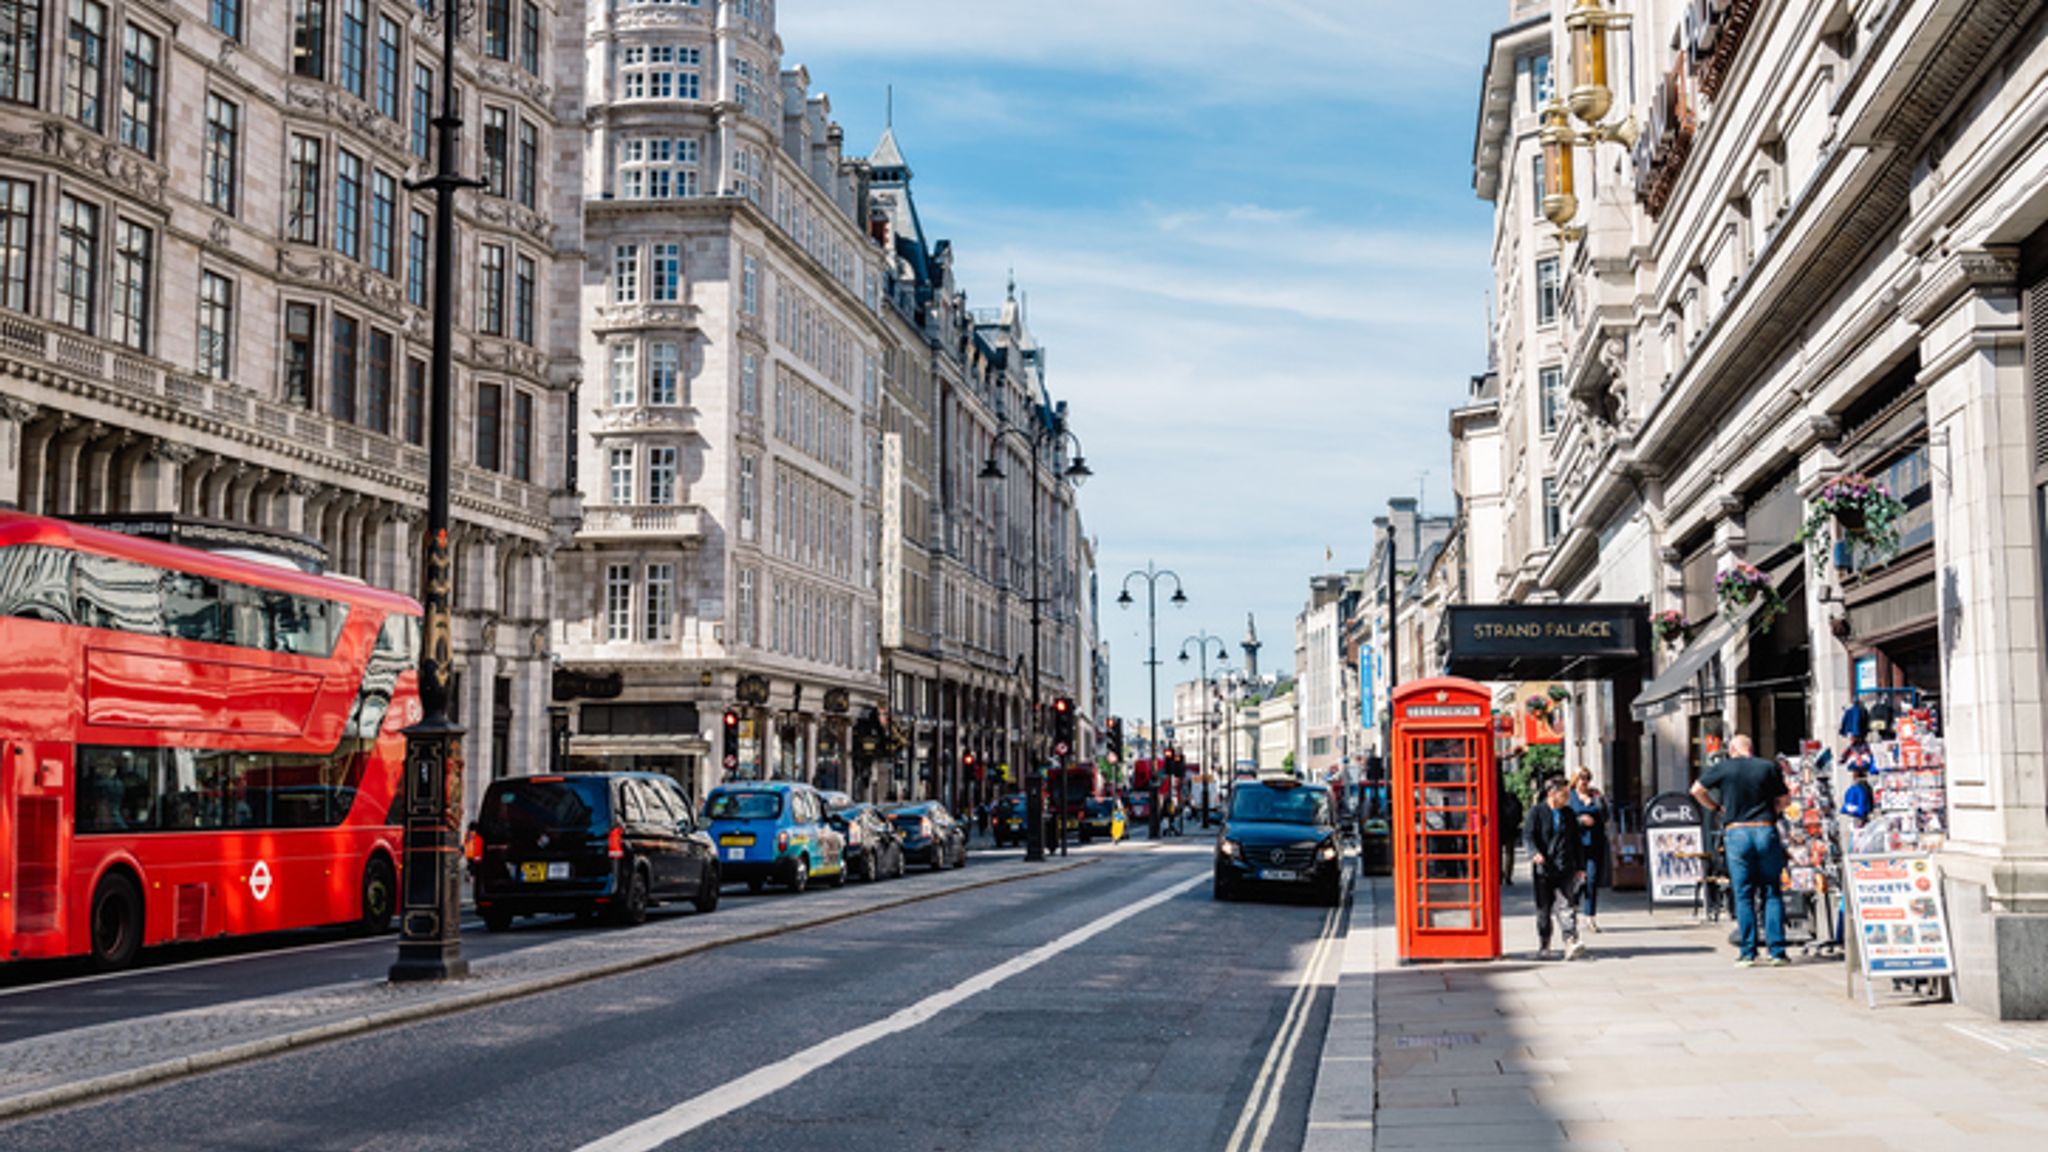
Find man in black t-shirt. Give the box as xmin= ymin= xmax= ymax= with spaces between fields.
xmin=1692 ymin=735 xmax=1792 ymax=966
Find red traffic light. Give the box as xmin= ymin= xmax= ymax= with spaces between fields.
xmin=963 ymin=751 xmax=977 ymax=766
xmin=1053 ymin=696 xmax=1072 ymax=714
xmin=723 ymin=710 xmax=739 ymax=728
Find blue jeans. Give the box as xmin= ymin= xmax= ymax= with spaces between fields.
xmin=1723 ymin=825 xmax=1787 ymax=960
xmin=1580 ymin=848 xmax=1601 ymax=917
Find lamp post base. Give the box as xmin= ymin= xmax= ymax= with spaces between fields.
xmin=390 ymin=940 xmax=469 ymax=983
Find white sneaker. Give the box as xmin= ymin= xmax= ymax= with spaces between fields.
xmin=1564 ymin=940 xmax=1587 ymax=960
xmin=1586 ymin=917 xmax=1602 ymax=934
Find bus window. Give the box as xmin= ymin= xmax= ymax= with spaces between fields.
xmin=78 ymin=746 xmax=162 ymax=833
xmin=0 ymin=544 xmax=77 ymax=624
xmin=163 ymin=571 xmax=225 ymax=644
xmin=74 ymin=552 xmax=167 ymax=635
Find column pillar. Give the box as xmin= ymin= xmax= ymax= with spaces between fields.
xmin=1918 ymin=247 xmax=2048 ymax=1018
xmin=131 ymin=441 xmax=195 ymax=514
xmin=0 ymin=397 xmax=37 ymax=509
xmin=1709 ymin=496 xmax=1749 ymax=739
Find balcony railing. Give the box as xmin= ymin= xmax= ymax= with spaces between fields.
xmin=579 ymin=503 xmax=706 ymax=541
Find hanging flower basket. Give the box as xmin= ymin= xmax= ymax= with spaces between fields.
xmin=1651 ymin=609 xmax=1690 ymax=646
xmin=1801 ymin=471 xmax=1907 ymax=574
xmin=1546 ymin=684 xmax=1572 ymax=703
xmin=1715 ymin=562 xmax=1785 ymax=626
xmin=1523 ymin=694 xmax=1554 ymax=726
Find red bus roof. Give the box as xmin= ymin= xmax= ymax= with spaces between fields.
xmin=0 ymin=510 xmax=421 ymax=615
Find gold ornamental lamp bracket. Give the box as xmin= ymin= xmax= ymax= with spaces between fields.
xmin=1565 ymin=0 xmax=1638 ymax=147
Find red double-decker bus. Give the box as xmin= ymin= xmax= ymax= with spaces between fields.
xmin=0 ymin=511 xmax=421 ymax=969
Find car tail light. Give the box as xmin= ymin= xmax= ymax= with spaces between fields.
xmin=463 ymin=829 xmax=483 ymax=862
xmin=776 ymin=829 xmax=791 ymax=853
xmin=607 ymin=826 xmax=624 ymax=859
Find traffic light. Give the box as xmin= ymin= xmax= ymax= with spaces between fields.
xmin=721 ymin=709 xmax=740 ymax=772
xmin=1104 ymin=716 xmax=1123 ymax=764
xmin=1051 ymin=696 xmax=1075 ymax=758
xmin=963 ymin=750 xmax=979 ymax=778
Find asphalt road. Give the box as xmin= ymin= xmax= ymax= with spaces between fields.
xmin=0 ymin=845 xmax=1343 ymax=1152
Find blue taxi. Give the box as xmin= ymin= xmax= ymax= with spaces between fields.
xmin=703 ymin=781 xmax=846 ymax=893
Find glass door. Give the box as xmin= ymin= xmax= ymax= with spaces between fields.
xmin=1409 ymin=735 xmax=1481 ymax=932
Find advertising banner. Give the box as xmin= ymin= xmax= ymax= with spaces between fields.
xmin=1846 ymin=854 xmax=1955 ymax=978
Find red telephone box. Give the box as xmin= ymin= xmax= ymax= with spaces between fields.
xmin=1391 ymin=678 xmax=1502 ymax=962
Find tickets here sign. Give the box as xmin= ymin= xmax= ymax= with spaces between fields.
xmin=1846 ymin=854 xmax=1956 ymax=978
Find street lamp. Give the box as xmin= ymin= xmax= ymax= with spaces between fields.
xmin=1118 ymin=563 xmax=1186 ymax=838
xmin=978 ymin=411 xmax=1090 ymax=863
xmin=1179 ymin=631 xmax=1229 ymax=828
xmin=391 ymin=0 xmax=487 ymax=984
xmin=1543 ymin=0 xmax=1637 ymax=238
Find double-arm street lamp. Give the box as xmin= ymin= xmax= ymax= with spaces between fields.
xmin=1118 ymin=563 xmax=1185 ymax=838
xmin=392 ymin=0 xmax=488 ymax=983
xmin=1179 ymin=631 xmax=1230 ymax=829
xmin=979 ymin=410 xmax=1090 ymax=863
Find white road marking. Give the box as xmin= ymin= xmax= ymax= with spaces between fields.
xmin=1222 ymin=899 xmax=1344 ymax=1152
xmin=573 ymin=870 xmax=1208 ymax=1152
xmin=0 ymin=920 xmax=487 ymax=999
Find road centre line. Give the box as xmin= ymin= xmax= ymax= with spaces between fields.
xmin=572 ymin=869 xmax=1209 ymax=1152
xmin=1222 ymin=899 xmax=1343 ymax=1152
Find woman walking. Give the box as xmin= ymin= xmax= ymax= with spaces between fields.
xmin=1570 ymin=768 xmax=1611 ymax=932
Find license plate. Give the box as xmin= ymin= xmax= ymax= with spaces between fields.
xmin=522 ymin=862 xmax=571 ymax=882
xmin=719 ymin=834 xmax=755 ymax=847
xmin=1261 ymin=869 xmax=1299 ymax=882
xmin=726 ymin=847 xmax=745 ymax=861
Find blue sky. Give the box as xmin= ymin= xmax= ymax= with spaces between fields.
xmin=780 ymin=1 xmax=1505 ymax=725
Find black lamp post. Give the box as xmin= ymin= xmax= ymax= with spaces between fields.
xmin=391 ymin=0 xmax=488 ymax=983
xmin=1179 ymin=632 xmax=1229 ymax=828
xmin=1117 ymin=563 xmax=1186 ymax=839
xmin=978 ymin=411 xmax=1089 ymax=863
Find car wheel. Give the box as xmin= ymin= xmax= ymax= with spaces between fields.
xmin=953 ymin=842 xmax=968 ymax=868
xmin=828 ymin=858 xmax=848 ymax=888
xmin=864 ymin=852 xmax=879 ymax=883
xmin=612 ymin=866 xmax=651 ymax=926
xmin=893 ymin=849 xmax=906 ymax=879
xmin=788 ymin=856 xmax=809 ymax=893
xmin=930 ymin=848 xmax=947 ymax=873
xmin=693 ymin=866 xmax=721 ymax=914
xmin=88 ymin=872 xmax=144 ymax=971
xmin=482 ymin=909 xmax=515 ymax=932
xmin=358 ymin=854 xmax=396 ymax=935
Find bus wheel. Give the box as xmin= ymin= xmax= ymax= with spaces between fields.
xmin=89 ymin=872 xmax=144 ymax=971
xmin=359 ymin=856 xmax=397 ymax=935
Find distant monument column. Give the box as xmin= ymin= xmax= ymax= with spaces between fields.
xmin=1241 ymin=613 xmax=1261 ymax=680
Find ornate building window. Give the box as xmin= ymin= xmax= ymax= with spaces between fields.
xmin=288 ymin=135 xmax=323 ymax=244
xmin=646 ymin=446 xmax=677 ymax=505
xmin=651 ymin=242 xmax=680 ymax=303
xmin=407 ymin=209 xmax=428 ymax=306
xmin=617 ymin=137 xmax=699 ymax=200
xmin=54 ymin=194 xmax=98 ymax=334
xmin=475 ymin=380 xmax=503 ymax=471
xmin=478 ymin=242 xmax=505 ymax=335
xmin=334 ymin=149 xmax=362 ymax=260
xmin=516 ymin=119 xmax=538 ymax=208
xmin=369 ymin=170 xmax=396 ymax=276
xmin=513 ymin=253 xmax=535 ymax=344
xmin=410 ymin=63 xmax=432 ymax=160
xmin=604 ymin=564 xmax=631 ymax=643
xmin=203 ymin=94 xmax=238 ymax=213
xmin=1535 ymin=257 xmax=1559 ymax=327
xmin=483 ymin=0 xmax=510 ymax=61
xmin=0 ymin=177 xmax=31 ymax=314
xmin=520 ymin=2 xmax=540 ymax=75
xmin=330 ymin=311 xmax=359 ymax=423
xmin=482 ymin=106 xmax=509 ymax=197
xmin=647 ymin=341 xmax=679 ymax=404
xmin=739 ymin=454 xmax=758 ymax=542
xmin=209 ymin=0 xmax=239 ymax=41
xmin=374 ymin=14 xmax=401 ymax=119
xmin=62 ymin=0 xmax=107 ymax=131
xmin=284 ymin=302 xmax=317 ymax=407
xmin=1539 ymin=365 xmax=1562 ymax=435
xmin=612 ymin=245 xmax=639 ymax=304
xmin=337 ymin=0 xmax=367 ymax=99
xmin=0 ymin=1 xmax=41 ymax=106
xmin=511 ymin=389 xmax=533 ymax=482
xmin=621 ymin=43 xmax=699 ymax=101
xmin=607 ymin=446 xmax=633 ymax=504
xmin=109 ymin=218 xmax=150 ymax=351
xmin=291 ymin=0 xmax=325 ymax=80
xmin=644 ymin=563 xmax=674 ymax=642
xmin=117 ymin=23 xmax=157 ymax=156
xmin=609 ymin=342 xmax=637 ymax=406
xmin=365 ymin=327 xmax=393 ymax=434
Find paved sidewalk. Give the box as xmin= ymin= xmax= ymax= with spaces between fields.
xmin=1310 ymin=870 xmax=2048 ymax=1150
xmin=0 ymin=855 xmax=1091 ymax=1121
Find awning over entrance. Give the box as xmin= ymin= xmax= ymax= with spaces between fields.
xmin=1631 ymin=614 xmax=1738 ymax=721
xmin=1444 ymin=602 xmax=1650 ymax=682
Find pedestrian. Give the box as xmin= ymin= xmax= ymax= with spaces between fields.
xmin=1524 ymin=777 xmax=1587 ymax=960
xmin=1498 ymin=778 xmax=1525 ymax=886
xmin=1569 ymin=768 xmax=1611 ymax=932
xmin=1691 ymin=734 xmax=1792 ymax=967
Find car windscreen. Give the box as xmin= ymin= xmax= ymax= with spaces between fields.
xmin=705 ymin=791 xmax=784 ymax=820
xmin=1084 ymin=800 xmax=1114 ymax=816
xmin=890 ymin=810 xmax=929 ymax=830
xmin=1229 ymin=787 xmax=1331 ymax=826
xmin=480 ymin=778 xmax=610 ymax=834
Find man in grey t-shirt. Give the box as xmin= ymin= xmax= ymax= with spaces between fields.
xmin=1692 ymin=735 xmax=1792 ymax=966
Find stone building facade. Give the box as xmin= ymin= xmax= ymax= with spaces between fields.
xmin=1471 ymin=0 xmax=2048 ymax=1017
xmin=0 ymin=0 xmax=582 ymax=809
xmin=554 ymin=3 xmax=1096 ymax=808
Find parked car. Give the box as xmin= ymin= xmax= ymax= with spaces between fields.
xmin=705 ymin=781 xmax=847 ymax=893
xmin=471 ymin=772 xmax=720 ymax=931
xmin=890 ymin=802 xmax=968 ymax=870
xmin=828 ymin=802 xmax=906 ymax=882
xmin=1078 ymin=797 xmax=1129 ymax=844
xmin=1213 ymin=778 xmax=1344 ymax=905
